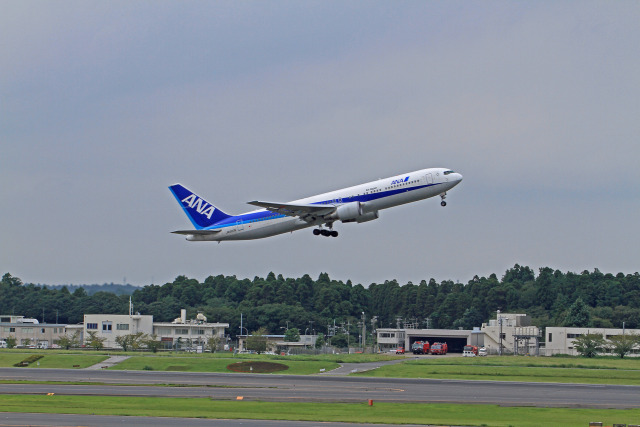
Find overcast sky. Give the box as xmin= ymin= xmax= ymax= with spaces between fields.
xmin=2 ymin=1 xmax=639 ymax=288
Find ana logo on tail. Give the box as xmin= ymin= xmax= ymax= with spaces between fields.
xmin=181 ymin=194 xmax=215 ymax=219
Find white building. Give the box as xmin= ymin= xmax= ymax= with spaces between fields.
xmin=0 ymin=315 xmax=68 ymax=348
xmin=377 ymin=328 xmax=406 ymax=351
xmin=84 ymin=309 xmax=228 ymax=350
xmin=544 ymin=327 xmax=640 ymax=356
xmin=481 ymin=313 xmax=541 ymax=355
xmin=153 ymin=309 xmax=228 ymax=350
xmin=84 ymin=313 xmax=153 ymax=348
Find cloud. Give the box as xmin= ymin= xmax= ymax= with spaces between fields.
xmin=1 ymin=1 xmax=639 ymax=286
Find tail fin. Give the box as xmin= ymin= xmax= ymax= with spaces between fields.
xmin=169 ymin=184 xmax=232 ymax=229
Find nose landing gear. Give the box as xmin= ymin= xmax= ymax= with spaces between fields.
xmin=440 ymin=192 xmax=447 ymax=207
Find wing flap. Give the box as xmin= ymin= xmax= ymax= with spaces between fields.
xmin=247 ymin=201 xmax=335 ymax=221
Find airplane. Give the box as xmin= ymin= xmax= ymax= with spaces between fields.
xmin=169 ymin=167 xmax=462 ymax=242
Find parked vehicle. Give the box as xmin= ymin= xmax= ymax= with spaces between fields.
xmin=463 ymin=345 xmax=478 ymax=356
xmin=430 ymin=342 xmax=448 ymax=355
xmin=395 ymin=346 xmax=405 ymax=354
xmin=478 ymin=347 xmax=487 ymax=356
xmin=0 ymin=340 xmax=7 ymax=349
xmin=411 ymin=341 xmax=430 ymax=355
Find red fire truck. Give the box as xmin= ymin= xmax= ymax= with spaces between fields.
xmin=411 ymin=341 xmax=430 ymax=354
xmin=430 ymin=342 xmax=448 ymax=355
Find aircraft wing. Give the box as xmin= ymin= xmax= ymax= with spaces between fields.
xmin=248 ymin=201 xmax=335 ymax=222
xmin=171 ymin=229 xmax=221 ymax=235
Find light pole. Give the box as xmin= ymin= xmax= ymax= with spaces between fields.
xmin=239 ymin=313 xmax=249 ymax=352
xmin=497 ymin=310 xmax=503 ymax=356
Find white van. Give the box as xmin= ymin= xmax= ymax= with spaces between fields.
xmin=0 ymin=340 xmax=7 ymax=349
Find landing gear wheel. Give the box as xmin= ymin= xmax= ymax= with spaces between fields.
xmin=440 ymin=192 xmax=447 ymax=207
xmin=441 ymin=201 xmax=447 ymax=207
xmin=330 ymin=230 xmax=339 ymax=237
xmin=321 ymin=229 xmax=331 ymax=237
xmin=313 ymin=229 xmax=321 ymax=236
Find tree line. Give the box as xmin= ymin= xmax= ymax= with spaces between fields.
xmin=2 ymin=265 xmax=639 ymax=342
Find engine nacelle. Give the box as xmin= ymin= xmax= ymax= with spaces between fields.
xmin=355 ymin=211 xmax=379 ymax=223
xmin=326 ymin=202 xmax=362 ymax=222
xmin=327 ymin=202 xmax=379 ymax=224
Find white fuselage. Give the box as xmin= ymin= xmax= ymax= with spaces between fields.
xmin=199 ymin=167 xmax=462 ymax=241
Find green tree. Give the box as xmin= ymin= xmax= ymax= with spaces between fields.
xmin=573 ymin=333 xmax=606 ymax=358
xmin=284 ymin=327 xmax=300 ymax=342
xmin=206 ymin=335 xmax=220 ymax=353
xmin=330 ymin=333 xmax=349 ymax=348
xmin=115 ymin=332 xmax=145 ymax=352
xmin=85 ymin=331 xmax=106 ymax=351
xmin=142 ymin=334 xmax=162 ymax=353
xmin=608 ymin=334 xmax=639 ymax=359
xmin=5 ymin=335 xmax=17 ymax=348
xmin=315 ymin=333 xmax=325 ymax=349
xmin=56 ymin=332 xmax=80 ymax=350
xmin=454 ymin=307 xmax=484 ymax=330
xmin=564 ymin=298 xmax=591 ymax=327
xmin=246 ymin=327 xmax=268 ymax=354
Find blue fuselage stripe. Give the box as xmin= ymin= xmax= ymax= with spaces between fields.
xmin=203 ymin=182 xmax=439 ymax=230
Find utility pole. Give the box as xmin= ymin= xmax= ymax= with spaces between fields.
xmin=346 ymin=320 xmax=351 ymax=349
xmin=361 ymin=312 xmax=366 ymax=351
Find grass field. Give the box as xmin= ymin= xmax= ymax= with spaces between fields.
xmin=355 ymin=356 xmax=640 ymax=385
xmin=0 ymin=352 xmax=109 ymax=369
xmin=111 ymin=355 xmax=339 ymax=374
xmin=403 ymin=355 xmax=640 ymax=370
xmin=0 ymin=395 xmax=638 ymax=427
xmin=2 ymin=352 xmax=640 ymax=425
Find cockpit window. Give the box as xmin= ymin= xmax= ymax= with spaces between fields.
xmin=443 ymin=170 xmax=455 ymax=175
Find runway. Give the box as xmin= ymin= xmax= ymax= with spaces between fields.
xmin=1 ymin=367 xmax=639 ymax=409
xmin=0 ymin=412 xmax=426 ymax=427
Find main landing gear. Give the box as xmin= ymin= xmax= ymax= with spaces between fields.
xmin=440 ymin=192 xmax=447 ymax=207
xmin=313 ymin=228 xmax=338 ymax=237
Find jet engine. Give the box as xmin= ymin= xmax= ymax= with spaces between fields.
xmin=326 ymin=202 xmax=379 ymax=223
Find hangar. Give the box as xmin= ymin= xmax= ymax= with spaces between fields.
xmin=404 ymin=328 xmax=482 ymax=353
xmin=377 ymin=327 xmax=483 ymax=353
xmin=377 ymin=314 xmax=539 ymax=355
